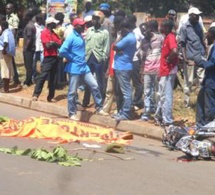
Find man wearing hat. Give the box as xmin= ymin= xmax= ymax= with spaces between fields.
xmin=180 ymin=7 xmax=206 ymax=108
xmin=32 ymin=17 xmax=61 ymax=102
xmin=59 ymin=18 xmax=108 ymax=120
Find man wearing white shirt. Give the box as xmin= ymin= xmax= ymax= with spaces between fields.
xmin=0 ymin=21 xmax=15 ymax=93
xmin=131 ymin=15 xmax=144 ymax=110
xmin=33 ymin=14 xmax=44 ymax=82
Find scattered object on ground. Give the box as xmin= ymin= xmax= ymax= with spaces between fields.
xmin=105 ymin=143 xmax=125 ymax=154
xmin=0 ymin=146 xmax=82 ymax=167
xmin=82 ymin=143 xmax=102 ymax=149
xmin=0 ymin=116 xmax=9 ymax=123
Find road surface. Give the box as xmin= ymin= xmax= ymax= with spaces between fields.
xmin=0 ymin=102 xmax=214 ymax=195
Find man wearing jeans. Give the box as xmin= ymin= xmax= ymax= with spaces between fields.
xmin=82 ymin=11 xmax=110 ymax=107
xmin=154 ymin=19 xmax=178 ymax=126
xmin=113 ymin=18 xmax=136 ymax=121
xmin=59 ymin=18 xmax=108 ymax=121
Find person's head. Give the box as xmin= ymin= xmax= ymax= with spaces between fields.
xmin=207 ymin=27 xmax=215 ymax=45
xmin=167 ymin=9 xmax=176 ymax=21
xmin=28 ymin=6 xmax=41 ymax=16
xmin=111 ymin=15 xmax=124 ymax=38
xmin=92 ymin=11 xmax=105 ymax=28
xmin=99 ymin=3 xmax=111 ymax=17
xmin=147 ymin=20 xmax=158 ymax=33
xmin=160 ymin=19 xmax=174 ymax=35
xmin=23 ymin=10 xmax=35 ymax=22
xmin=127 ymin=15 xmax=137 ymax=30
xmin=113 ymin=15 xmax=124 ymax=32
xmin=5 ymin=3 xmax=14 ymax=15
xmin=188 ymin=7 xmax=202 ymax=24
xmin=114 ymin=10 xmax=126 ymax=18
xmin=35 ymin=14 xmax=44 ymax=25
xmin=54 ymin=12 xmax=64 ymax=25
xmin=84 ymin=15 xmax=92 ymax=28
xmin=1 ymin=21 xmax=9 ymax=31
xmin=120 ymin=17 xmax=133 ymax=37
xmin=70 ymin=13 xmax=77 ymax=24
xmin=139 ymin=22 xmax=147 ymax=37
xmin=73 ymin=18 xmax=86 ymax=34
xmin=45 ymin=17 xmax=59 ymax=30
xmin=85 ymin=1 xmax=92 ymax=12
xmin=0 ymin=14 xmax=6 ymax=25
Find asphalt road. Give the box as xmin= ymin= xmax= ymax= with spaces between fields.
xmin=0 ymin=102 xmax=214 ymax=195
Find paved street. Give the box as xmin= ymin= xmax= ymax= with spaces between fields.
xmin=0 ymin=103 xmax=215 ymax=195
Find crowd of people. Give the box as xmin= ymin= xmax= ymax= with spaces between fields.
xmin=0 ymin=1 xmax=215 ymax=128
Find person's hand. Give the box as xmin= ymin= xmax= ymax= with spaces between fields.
xmin=2 ymin=49 xmax=7 ymax=55
xmin=186 ymin=60 xmax=195 ymax=66
xmin=63 ymin=58 xmax=68 ymax=63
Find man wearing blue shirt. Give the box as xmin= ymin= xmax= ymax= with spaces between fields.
xmin=59 ymin=18 xmax=108 ymax=121
xmin=193 ymin=26 xmax=215 ymax=127
xmin=113 ymin=18 xmax=137 ymax=121
xmin=0 ymin=21 xmax=15 ymax=93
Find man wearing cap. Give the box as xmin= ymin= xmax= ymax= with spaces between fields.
xmin=82 ymin=11 xmax=110 ymax=107
xmin=166 ymin=9 xmax=178 ymax=33
xmin=59 ymin=18 xmax=108 ymax=120
xmin=99 ymin=3 xmax=114 ymax=44
xmin=32 ymin=17 xmax=61 ymax=102
xmin=180 ymin=7 xmax=206 ymax=108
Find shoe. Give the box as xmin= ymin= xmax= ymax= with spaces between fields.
xmin=111 ymin=113 xmax=119 ymax=118
xmin=47 ymin=98 xmax=57 ymax=103
xmin=82 ymin=103 xmax=89 ymax=108
xmin=97 ymin=109 xmax=109 ymax=116
xmin=154 ymin=117 xmax=162 ymax=126
xmin=32 ymin=96 xmax=38 ymax=101
xmin=113 ymin=114 xmax=128 ymax=121
xmin=141 ymin=115 xmax=149 ymax=121
xmin=76 ymin=104 xmax=84 ymax=111
xmin=69 ymin=114 xmax=80 ymax=121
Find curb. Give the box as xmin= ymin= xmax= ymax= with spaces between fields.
xmin=0 ymin=93 xmax=163 ymax=141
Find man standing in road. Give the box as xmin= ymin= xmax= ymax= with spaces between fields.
xmin=59 ymin=18 xmax=108 ymax=121
xmin=5 ymin=3 xmax=20 ymax=86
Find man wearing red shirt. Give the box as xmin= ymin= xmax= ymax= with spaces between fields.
xmin=154 ymin=19 xmax=178 ymax=126
xmin=32 ymin=17 xmax=61 ymax=102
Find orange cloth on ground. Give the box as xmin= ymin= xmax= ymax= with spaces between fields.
xmin=0 ymin=117 xmax=132 ymax=144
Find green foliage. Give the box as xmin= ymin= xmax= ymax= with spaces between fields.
xmin=0 ymin=146 xmax=82 ymax=167
xmin=0 ymin=116 xmax=9 ymax=123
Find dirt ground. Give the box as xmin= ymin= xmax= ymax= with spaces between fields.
xmin=9 ymin=47 xmax=197 ymax=126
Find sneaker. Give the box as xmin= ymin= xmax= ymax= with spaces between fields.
xmin=32 ymin=96 xmax=38 ymax=101
xmin=47 ymin=98 xmax=57 ymax=103
xmin=97 ymin=109 xmax=109 ymax=116
xmin=69 ymin=114 xmax=79 ymax=121
xmin=141 ymin=115 xmax=149 ymax=121
xmin=113 ymin=114 xmax=128 ymax=121
xmin=76 ymin=104 xmax=84 ymax=111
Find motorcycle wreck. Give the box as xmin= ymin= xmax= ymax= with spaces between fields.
xmin=162 ymin=121 xmax=215 ymax=160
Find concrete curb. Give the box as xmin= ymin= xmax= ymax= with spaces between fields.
xmin=0 ymin=93 xmax=163 ymax=140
